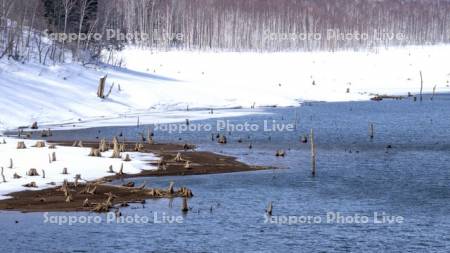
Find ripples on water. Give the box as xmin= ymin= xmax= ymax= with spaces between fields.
xmin=1 ymin=94 xmax=450 ymax=252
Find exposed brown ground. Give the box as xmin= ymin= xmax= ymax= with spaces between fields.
xmin=0 ymin=182 xmax=192 ymax=212
xmin=0 ymin=140 xmax=271 ymax=212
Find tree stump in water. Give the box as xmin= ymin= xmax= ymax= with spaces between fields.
xmin=275 ymin=150 xmax=286 ymax=157
xmin=168 ymin=181 xmax=174 ymax=194
xmin=301 ymin=135 xmax=308 ymax=143
xmin=218 ymin=135 xmax=227 ymax=144
xmin=182 ymin=197 xmax=189 ymax=213
xmin=266 ymin=201 xmax=273 ymax=216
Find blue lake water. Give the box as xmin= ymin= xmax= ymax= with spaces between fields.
xmin=1 ymin=94 xmax=450 ymax=252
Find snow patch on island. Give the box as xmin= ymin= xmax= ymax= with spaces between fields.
xmin=0 ymin=138 xmax=156 ymax=200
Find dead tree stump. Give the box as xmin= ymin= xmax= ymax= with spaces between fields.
xmin=275 ymin=150 xmax=286 ymax=157
xmin=218 ymin=135 xmax=227 ymax=144
xmin=173 ymin=153 xmax=183 ymax=162
xmin=23 ymin=182 xmax=37 ymax=188
xmin=27 ymin=168 xmax=39 ymax=176
xmin=168 ymin=181 xmax=174 ymax=194
xmin=99 ymin=138 xmax=108 ymax=152
xmin=33 ymin=141 xmax=46 ymax=148
xmin=419 ymin=71 xmax=423 ymax=102
xmin=111 ymin=137 xmax=121 ymax=158
xmin=1 ymin=167 xmax=6 ymax=182
xmin=97 ymin=75 xmax=107 ymax=98
xmin=310 ymin=129 xmax=316 ymax=177
xmin=117 ymin=163 xmax=124 ymax=176
xmin=107 ymin=165 xmax=114 ymax=173
xmin=266 ymin=201 xmax=273 ymax=216
xmin=369 ymin=123 xmax=374 ymax=139
xmin=16 ymin=141 xmax=27 ymax=149
xmin=182 ymin=197 xmax=189 ymax=213
xmin=123 ymin=154 xmax=131 ymax=162
xmin=89 ymin=148 xmax=102 ymax=157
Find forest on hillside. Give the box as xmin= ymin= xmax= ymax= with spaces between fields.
xmin=1 ymin=0 xmax=450 ymax=63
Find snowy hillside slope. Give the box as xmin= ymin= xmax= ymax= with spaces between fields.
xmin=1 ymin=45 xmax=450 ymax=131
xmin=0 ymin=59 xmax=260 ymax=131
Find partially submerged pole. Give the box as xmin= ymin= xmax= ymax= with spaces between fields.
xmin=369 ymin=123 xmax=374 ymax=139
xmin=310 ymin=129 xmax=316 ymax=177
xmin=431 ymin=85 xmax=437 ymax=101
xmin=182 ymin=197 xmax=189 ymax=213
xmin=266 ymin=201 xmax=273 ymax=216
xmin=419 ymin=71 xmax=423 ymax=102
xmin=168 ymin=181 xmax=174 ymax=194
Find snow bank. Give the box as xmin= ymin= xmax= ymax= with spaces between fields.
xmin=1 ymin=45 xmax=450 ymax=131
xmin=0 ymin=138 xmax=156 ymax=199
xmin=119 ymin=46 xmax=450 ymax=104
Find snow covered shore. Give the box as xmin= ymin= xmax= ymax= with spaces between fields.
xmin=0 ymin=138 xmax=156 ymax=200
xmin=1 ymin=45 xmax=450 ymax=131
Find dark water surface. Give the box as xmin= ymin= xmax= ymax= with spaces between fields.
xmin=1 ymin=94 xmax=450 ymax=252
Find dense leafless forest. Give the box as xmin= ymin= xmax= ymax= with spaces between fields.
xmin=1 ymin=0 xmax=450 ymax=63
